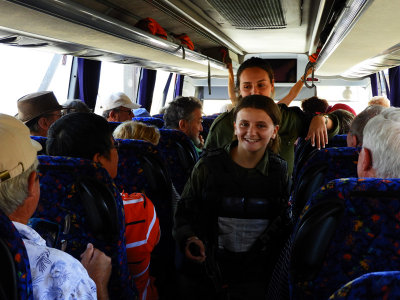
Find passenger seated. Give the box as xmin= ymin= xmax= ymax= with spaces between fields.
xmin=347 ymin=105 xmax=385 ymax=147
xmin=163 ymin=96 xmax=204 ymax=154
xmin=113 ymin=120 xmax=180 ymax=212
xmin=63 ymin=99 xmax=92 ymax=114
xmin=46 ymin=113 xmax=160 ymax=300
xmin=368 ymin=95 xmax=390 ymax=107
xmin=0 ymin=114 xmax=111 ymax=300
xmin=174 ymin=95 xmax=291 ymax=300
xmin=16 ymin=91 xmax=64 ymax=137
xmin=329 ymin=109 xmax=355 ymax=134
xmin=113 ymin=121 xmax=160 ymax=145
xmin=100 ymin=92 xmax=140 ymax=122
xmin=301 ymin=96 xmax=329 ymax=114
xmin=357 ymin=107 xmax=400 ymax=178
xmin=326 ymin=103 xmax=356 ymax=116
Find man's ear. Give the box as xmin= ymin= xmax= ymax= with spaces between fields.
xmin=108 ymin=110 xmax=117 ymax=121
xmin=38 ymin=117 xmax=50 ymax=130
xmin=178 ymin=119 xmax=187 ymax=131
xmin=27 ymin=171 xmax=37 ymax=197
xmin=93 ymin=153 xmax=101 ymax=163
xmin=359 ymin=148 xmax=376 ymax=177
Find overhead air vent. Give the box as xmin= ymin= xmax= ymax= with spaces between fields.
xmin=206 ymin=0 xmax=286 ymax=29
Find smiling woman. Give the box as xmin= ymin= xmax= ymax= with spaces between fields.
xmin=173 ymin=95 xmax=290 ymax=299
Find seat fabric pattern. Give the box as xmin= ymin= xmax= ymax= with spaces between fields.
xmin=329 ymin=271 xmax=400 ymax=299
xmin=132 ymin=116 xmax=164 ymax=128
xmin=291 ymin=147 xmax=359 ymax=216
xmin=158 ymin=129 xmax=198 ymax=194
xmin=35 ymin=155 xmax=136 ymax=299
xmin=328 ymin=134 xmax=348 ymax=147
xmin=291 ymin=178 xmax=400 ymax=299
xmin=201 ymin=117 xmax=216 ymax=141
xmin=0 ymin=210 xmax=33 ymax=300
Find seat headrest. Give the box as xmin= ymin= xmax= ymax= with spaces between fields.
xmin=78 ymin=177 xmax=119 ymax=243
xmin=290 ymin=198 xmax=345 ymax=282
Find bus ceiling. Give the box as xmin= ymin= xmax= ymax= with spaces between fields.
xmin=1 ymin=0 xmax=400 ymax=79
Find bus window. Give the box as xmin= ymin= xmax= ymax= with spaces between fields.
xmin=317 ymin=85 xmax=371 ymax=114
xmin=151 ymin=70 xmax=176 ymax=115
xmin=203 ymin=99 xmax=232 ymax=115
xmin=96 ymin=62 xmax=141 ymax=115
xmin=0 ymin=45 xmax=72 ymax=115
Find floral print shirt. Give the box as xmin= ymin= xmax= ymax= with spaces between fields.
xmin=13 ymin=222 xmax=97 ymax=300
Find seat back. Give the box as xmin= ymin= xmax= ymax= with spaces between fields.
xmin=329 ymin=271 xmax=400 ymax=299
xmin=158 ymin=128 xmax=198 ymax=194
xmin=114 ymin=139 xmax=173 ymax=252
xmin=290 ymin=178 xmax=400 ymax=299
xmin=291 ymin=147 xmax=359 ymax=218
xmin=328 ymin=134 xmax=348 ymax=147
xmin=35 ymin=155 xmax=136 ymax=299
xmin=152 ymin=113 xmax=164 ymax=119
xmin=293 ymin=135 xmax=349 ymax=180
xmin=201 ymin=116 xmax=216 ymax=141
xmin=114 ymin=139 xmax=178 ymax=297
xmin=0 ymin=210 xmax=33 ymax=300
xmin=132 ymin=116 xmax=164 ymax=128
xmin=30 ymin=136 xmax=47 ymax=155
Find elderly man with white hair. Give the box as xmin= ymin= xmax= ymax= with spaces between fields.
xmin=358 ymin=107 xmax=400 ymax=178
xmin=0 ymin=114 xmax=111 ymax=300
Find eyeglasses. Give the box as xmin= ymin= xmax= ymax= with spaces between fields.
xmin=45 ymin=112 xmax=64 ymax=118
xmin=116 ymin=108 xmax=133 ymax=115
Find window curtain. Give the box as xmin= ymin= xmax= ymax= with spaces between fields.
xmin=389 ymin=66 xmax=400 ymax=107
xmin=76 ymin=58 xmax=101 ymax=110
xmin=370 ymin=73 xmax=378 ymax=97
xmin=174 ymin=74 xmax=184 ymax=99
xmin=137 ymin=68 xmax=157 ymax=112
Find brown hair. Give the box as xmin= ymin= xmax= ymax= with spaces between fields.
xmin=113 ymin=121 xmax=160 ymax=145
xmin=233 ymin=95 xmax=281 ymax=153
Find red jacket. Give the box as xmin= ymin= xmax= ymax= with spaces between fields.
xmin=122 ymin=192 xmax=160 ymax=300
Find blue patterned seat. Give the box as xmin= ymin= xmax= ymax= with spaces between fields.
xmin=289 ymin=178 xmax=400 ymax=299
xmin=132 ymin=116 xmax=164 ymax=128
xmin=114 ymin=138 xmax=174 ymax=254
xmin=35 ymin=155 xmax=137 ymax=299
xmin=30 ymin=136 xmax=47 ymax=155
xmin=201 ymin=117 xmax=216 ymax=142
xmin=329 ymin=134 xmax=348 ymax=147
xmin=108 ymin=121 xmax=121 ymax=132
xmin=0 ymin=210 xmax=33 ymax=300
xmin=293 ymin=135 xmax=349 ymax=180
xmin=291 ymin=147 xmax=359 ymax=219
xmin=152 ymin=113 xmax=164 ymax=119
xmin=115 ymin=138 xmax=179 ymax=298
xmin=329 ymin=271 xmax=400 ymax=299
xmin=158 ymin=128 xmax=198 ymax=194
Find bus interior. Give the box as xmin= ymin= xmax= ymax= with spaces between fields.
xmin=2 ymin=0 xmax=400 ymax=299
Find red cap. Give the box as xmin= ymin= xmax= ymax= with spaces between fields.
xmin=327 ymin=103 xmax=357 ymax=116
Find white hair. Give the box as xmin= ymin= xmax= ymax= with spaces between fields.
xmin=363 ymin=108 xmax=400 ymax=178
xmin=0 ymin=159 xmax=38 ymax=215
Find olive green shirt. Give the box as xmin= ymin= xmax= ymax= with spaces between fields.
xmin=204 ymin=104 xmax=339 ymax=175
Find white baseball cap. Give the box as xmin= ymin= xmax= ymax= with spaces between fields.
xmin=99 ymin=92 xmax=141 ymax=111
xmin=0 ymin=114 xmax=42 ymax=183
